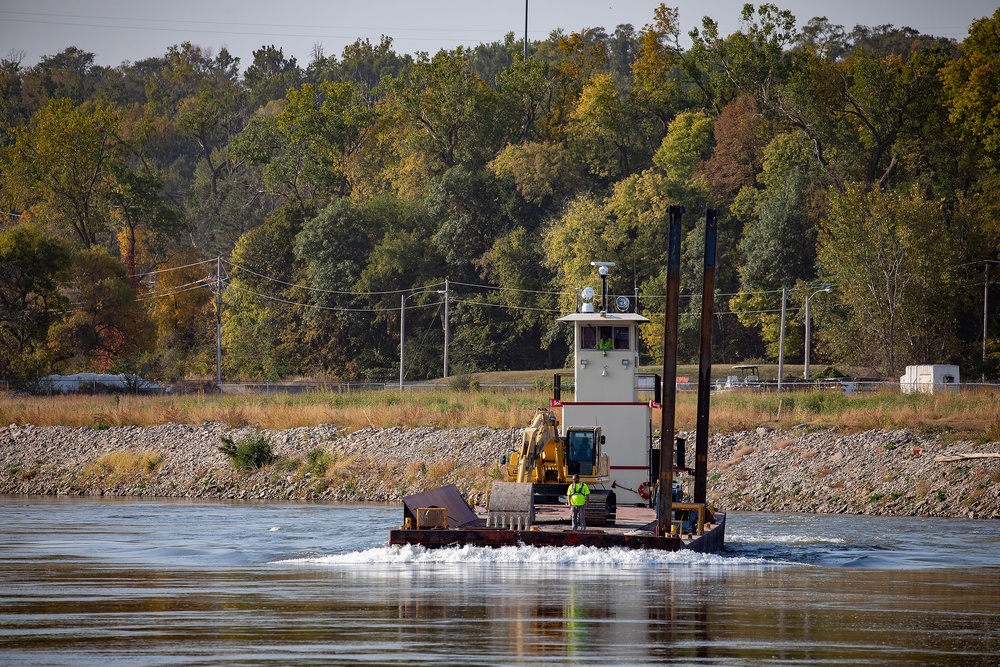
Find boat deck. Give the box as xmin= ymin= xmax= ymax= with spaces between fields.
xmin=388 ymin=503 xmax=726 ymax=552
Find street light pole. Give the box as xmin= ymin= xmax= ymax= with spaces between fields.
xmin=804 ymin=285 xmax=832 ymax=380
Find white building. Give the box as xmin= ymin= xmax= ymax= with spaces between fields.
xmin=900 ymin=365 xmax=960 ymax=394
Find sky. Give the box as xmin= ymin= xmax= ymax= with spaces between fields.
xmin=0 ymin=0 xmax=996 ymax=70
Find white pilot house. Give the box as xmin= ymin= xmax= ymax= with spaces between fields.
xmin=556 ymin=262 xmax=655 ymax=506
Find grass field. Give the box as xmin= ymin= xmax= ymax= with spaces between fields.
xmin=3 ymin=383 xmax=999 ymax=442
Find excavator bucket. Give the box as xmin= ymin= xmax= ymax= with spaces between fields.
xmin=487 ymin=481 xmax=535 ymax=530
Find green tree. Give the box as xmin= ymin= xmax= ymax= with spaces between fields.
xmin=0 ymin=224 xmax=72 ymax=379
xmin=307 ymin=36 xmax=411 ymax=88
xmin=729 ymin=132 xmax=823 ymax=359
xmin=454 ymin=225 xmax=562 ymax=371
xmin=817 ymin=184 xmax=964 ymax=375
xmin=233 ymin=80 xmax=377 ymax=206
xmin=20 ymin=47 xmax=108 ymax=109
xmin=686 ymin=3 xmax=797 ymax=114
xmin=542 ymin=194 xmax=613 ymax=313
xmin=221 ymin=205 xmax=309 ymax=379
xmin=941 ymin=8 xmax=1000 ymax=164
xmin=243 ymin=45 xmax=302 ymax=107
xmin=0 ymin=54 xmax=31 ymax=146
xmin=567 ymin=73 xmax=639 ymax=179
xmin=2 ymin=98 xmax=124 ymax=248
xmin=107 ymin=163 xmax=183 ymax=280
xmin=488 ymin=141 xmax=584 ymax=207
xmin=389 ymin=48 xmax=511 ymax=171
xmin=46 ymin=247 xmax=155 ymax=372
xmin=427 ymin=165 xmax=522 ymax=282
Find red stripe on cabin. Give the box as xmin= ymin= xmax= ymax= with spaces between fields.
xmin=559 ymin=402 xmax=649 ymax=406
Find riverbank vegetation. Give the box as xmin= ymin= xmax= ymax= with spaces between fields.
xmin=3 ymin=5 xmax=1000 ymax=387
xmin=3 ymin=387 xmax=999 ymax=441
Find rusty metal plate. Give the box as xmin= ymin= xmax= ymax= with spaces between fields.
xmin=401 ymin=484 xmax=481 ymax=528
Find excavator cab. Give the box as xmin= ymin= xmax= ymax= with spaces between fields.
xmin=565 ymin=428 xmax=600 ymax=475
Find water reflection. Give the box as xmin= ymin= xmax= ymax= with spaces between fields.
xmin=2 ymin=499 xmax=1000 ymax=665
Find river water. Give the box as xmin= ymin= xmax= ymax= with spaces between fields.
xmin=1 ymin=497 xmax=999 ymax=666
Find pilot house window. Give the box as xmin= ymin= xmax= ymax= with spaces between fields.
xmin=581 ymin=325 xmax=630 ymax=350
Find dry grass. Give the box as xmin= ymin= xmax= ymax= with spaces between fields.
xmin=79 ymin=449 xmax=164 ymax=485
xmin=4 ymin=386 xmax=1000 ymax=439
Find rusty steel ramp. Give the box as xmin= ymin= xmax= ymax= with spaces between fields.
xmin=401 ymin=484 xmax=484 ymax=530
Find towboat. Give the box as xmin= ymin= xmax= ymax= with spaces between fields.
xmin=389 ymin=208 xmax=724 ymax=552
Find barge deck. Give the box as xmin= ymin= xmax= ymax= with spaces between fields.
xmin=389 ymin=499 xmax=726 ymax=552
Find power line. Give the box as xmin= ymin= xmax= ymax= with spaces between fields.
xmin=452 ymin=298 xmax=561 ymax=314
xmin=0 ymin=10 xmax=526 ymax=37
xmin=225 ymin=281 xmax=444 ymax=314
xmin=136 ymin=278 xmax=213 ymax=301
xmin=129 ymin=258 xmax=216 ymax=278
xmin=223 ymin=259 xmax=444 ymax=297
xmin=450 ymin=280 xmax=569 ymax=297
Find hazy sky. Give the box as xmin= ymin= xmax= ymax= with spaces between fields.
xmin=1 ymin=0 xmax=996 ymax=70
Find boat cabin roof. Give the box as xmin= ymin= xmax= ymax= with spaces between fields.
xmin=557 ymin=312 xmax=650 ymax=323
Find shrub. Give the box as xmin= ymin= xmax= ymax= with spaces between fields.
xmin=219 ymin=434 xmax=274 ymax=471
xmin=447 ymin=375 xmax=479 ymax=391
xmin=305 ymin=448 xmax=332 ymax=476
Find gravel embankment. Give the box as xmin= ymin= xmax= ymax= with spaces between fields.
xmin=1 ymin=423 xmax=998 ymax=518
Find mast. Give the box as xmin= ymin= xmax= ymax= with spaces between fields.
xmin=694 ymin=209 xmax=718 ymax=503
xmin=657 ymin=205 xmax=683 ymax=536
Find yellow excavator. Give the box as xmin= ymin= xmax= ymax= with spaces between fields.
xmin=487 ymin=408 xmax=616 ymax=529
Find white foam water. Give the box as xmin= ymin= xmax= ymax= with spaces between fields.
xmin=279 ymin=543 xmax=779 ymax=568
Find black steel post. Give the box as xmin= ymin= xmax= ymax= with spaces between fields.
xmin=553 ymin=373 xmax=561 ymax=402
xmin=657 ymin=205 xmax=683 ymax=536
xmin=694 ymin=208 xmax=718 ymax=503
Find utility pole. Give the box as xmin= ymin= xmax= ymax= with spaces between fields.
xmin=443 ymin=277 xmax=450 ymax=379
xmin=216 ymin=256 xmax=222 ymax=388
xmin=524 ymin=0 xmax=529 ymax=61
xmin=777 ymin=287 xmax=787 ymax=392
xmin=399 ymin=294 xmax=406 ymax=390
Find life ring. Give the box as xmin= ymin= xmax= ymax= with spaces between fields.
xmin=637 ymin=481 xmax=651 ymax=500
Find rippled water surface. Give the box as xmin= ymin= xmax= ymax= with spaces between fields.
xmin=2 ymin=497 xmax=999 ymax=665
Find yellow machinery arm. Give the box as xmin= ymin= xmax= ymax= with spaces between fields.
xmin=514 ymin=408 xmax=561 ymax=483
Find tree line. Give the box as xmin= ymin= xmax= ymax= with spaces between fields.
xmin=2 ymin=3 xmax=1000 ymax=385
